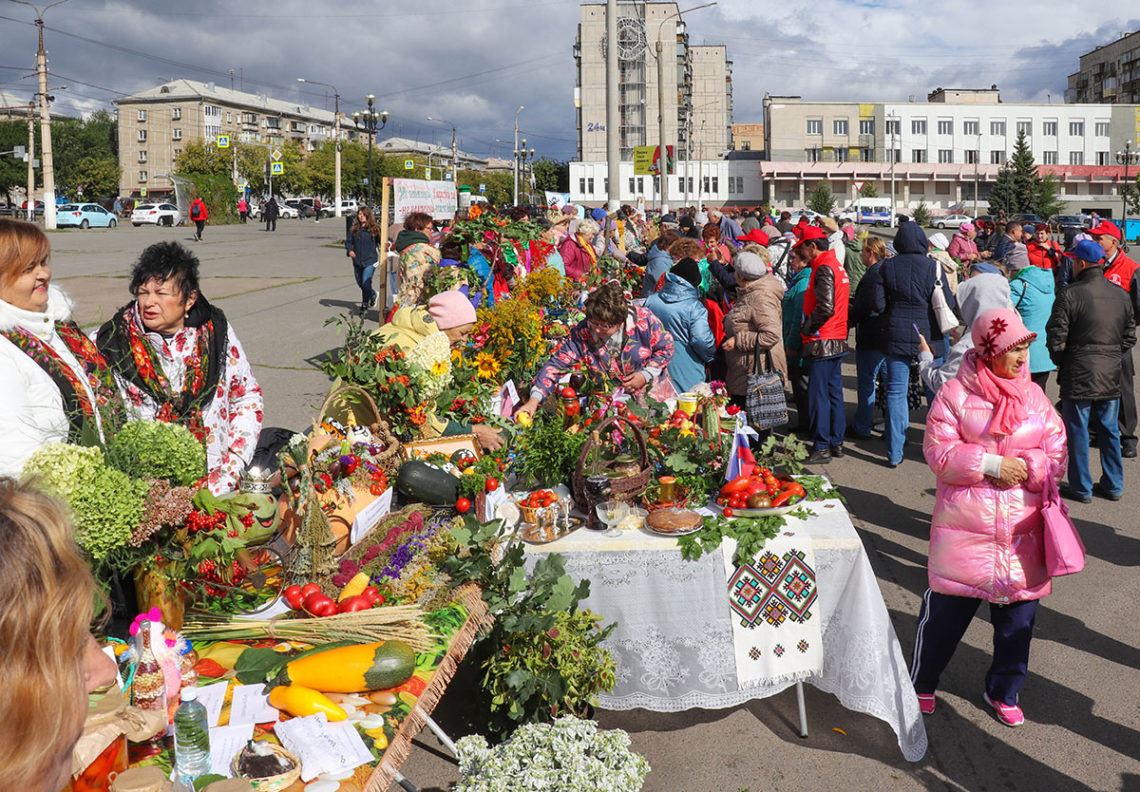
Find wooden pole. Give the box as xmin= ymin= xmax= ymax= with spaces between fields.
xmin=377 ymin=176 xmax=392 ymax=318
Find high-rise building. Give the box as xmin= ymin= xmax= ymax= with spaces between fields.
xmin=1066 ymin=30 xmax=1140 ymax=104
xmin=573 ymin=1 xmax=731 ymax=163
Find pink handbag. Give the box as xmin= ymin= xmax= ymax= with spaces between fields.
xmin=1042 ymin=468 xmax=1086 ymax=577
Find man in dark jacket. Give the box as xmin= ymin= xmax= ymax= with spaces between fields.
xmin=1091 ymin=220 xmax=1140 ymax=457
xmin=1047 ymin=239 xmax=1136 ymax=502
xmin=264 ymin=196 xmax=279 ymax=232
xmin=798 ymin=226 xmax=850 ymax=464
xmin=987 ymin=221 xmax=1021 ymax=263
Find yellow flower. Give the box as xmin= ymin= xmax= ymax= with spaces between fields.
xmin=474 ymin=352 xmax=502 ymax=380
xmin=431 ymin=359 xmax=449 ymax=377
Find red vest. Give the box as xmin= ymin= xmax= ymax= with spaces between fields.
xmin=1105 ymin=250 xmax=1139 ymax=293
xmin=801 ymin=250 xmax=850 ymax=343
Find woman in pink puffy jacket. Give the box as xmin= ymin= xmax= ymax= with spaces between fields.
xmin=911 ymin=307 xmax=1066 ymax=728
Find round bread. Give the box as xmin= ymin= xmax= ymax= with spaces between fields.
xmin=646 ymin=508 xmax=702 ymax=534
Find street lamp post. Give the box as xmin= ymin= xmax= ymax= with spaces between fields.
xmin=513 ymin=105 xmax=524 ymax=206
xmin=887 ymin=113 xmax=899 ymax=226
xmin=1117 ymin=140 xmax=1139 ymax=224
xmin=352 ymin=95 xmax=389 ymax=209
xmin=298 ymin=78 xmax=341 ymax=217
xmin=427 ymin=116 xmax=458 ymax=185
xmin=515 ymin=144 xmax=536 ymax=203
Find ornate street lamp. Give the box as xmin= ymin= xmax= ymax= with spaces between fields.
xmin=352 ymin=95 xmax=389 ymax=208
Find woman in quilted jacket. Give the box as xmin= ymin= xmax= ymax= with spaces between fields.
xmin=911 ymin=307 xmax=1066 ymax=728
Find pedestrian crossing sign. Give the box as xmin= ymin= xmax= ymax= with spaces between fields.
xmin=216 ymin=135 xmax=230 ymax=148
xmin=271 ymin=162 xmax=284 ymax=175
xmin=404 ymin=160 xmax=415 ymax=170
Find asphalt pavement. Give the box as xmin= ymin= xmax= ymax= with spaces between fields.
xmin=46 ymin=220 xmax=1140 ymax=792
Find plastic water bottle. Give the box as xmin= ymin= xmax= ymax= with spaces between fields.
xmin=173 ymin=687 xmax=211 ymax=790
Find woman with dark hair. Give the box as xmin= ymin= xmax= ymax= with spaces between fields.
xmin=514 ymin=281 xmax=676 ymax=419
xmin=0 ymin=219 xmax=122 ymax=475
xmin=346 ymin=206 xmax=381 ymax=313
xmin=394 ymin=211 xmax=440 ymax=307
xmin=95 ymin=241 xmax=264 ymax=494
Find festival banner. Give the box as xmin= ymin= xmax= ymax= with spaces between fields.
xmin=633 ymin=145 xmax=675 ymax=176
xmin=392 ymin=178 xmax=458 ymax=222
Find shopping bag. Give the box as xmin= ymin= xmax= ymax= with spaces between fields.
xmin=745 ymin=346 xmax=787 ymax=431
xmin=1042 ymin=468 xmax=1086 ymax=577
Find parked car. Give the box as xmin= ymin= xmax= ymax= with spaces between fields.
xmin=934 ymin=213 xmax=973 ymax=229
xmin=251 ymin=201 xmax=298 ymax=220
xmin=56 ymin=203 xmax=117 ymax=229
xmin=131 ymin=203 xmax=182 ymax=227
xmin=1049 ymin=214 xmax=1088 ymax=233
xmin=320 ymin=199 xmax=358 ymax=218
xmin=1011 ymin=213 xmax=1045 ymax=228
xmin=787 ymin=209 xmax=820 ymax=225
xmin=20 ymin=199 xmax=44 ymax=219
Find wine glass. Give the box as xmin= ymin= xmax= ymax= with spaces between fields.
xmin=594 ymin=500 xmax=629 ymax=537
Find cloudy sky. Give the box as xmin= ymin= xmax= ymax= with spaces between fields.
xmin=0 ymin=0 xmax=1137 ymax=161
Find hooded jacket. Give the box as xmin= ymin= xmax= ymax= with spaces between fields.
xmin=782 ymin=266 xmax=812 ymax=362
xmin=1009 ymin=265 xmax=1057 ymax=374
xmin=843 ymin=237 xmax=866 ymax=293
xmin=723 ymin=273 xmax=787 ymax=396
xmin=923 ymin=349 xmax=1066 ymax=603
xmin=917 ymin=273 xmax=1012 ymax=394
xmin=642 ymin=242 xmax=673 ymax=296
xmin=1047 ymin=266 xmax=1137 ymax=401
xmin=873 ymin=223 xmax=951 ymax=357
xmin=947 ymin=231 xmax=979 ymax=265
xmin=644 ymin=273 xmax=716 ymax=393
xmin=849 ymin=260 xmax=887 ymax=352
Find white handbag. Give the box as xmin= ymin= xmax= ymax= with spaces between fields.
xmin=930 ymin=260 xmax=959 ymax=333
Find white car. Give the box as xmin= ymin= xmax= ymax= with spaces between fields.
xmin=321 ymin=199 xmax=359 ymax=218
xmin=934 ymin=213 xmax=973 ymax=229
xmin=131 ymin=203 xmax=182 ymax=227
xmin=250 ymin=201 xmax=298 ymax=220
xmin=787 ymin=209 xmax=820 ymax=225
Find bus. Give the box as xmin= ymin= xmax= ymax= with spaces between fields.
xmin=838 ymin=198 xmax=894 ymax=227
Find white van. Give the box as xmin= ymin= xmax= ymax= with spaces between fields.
xmin=839 ymin=198 xmax=894 ymax=227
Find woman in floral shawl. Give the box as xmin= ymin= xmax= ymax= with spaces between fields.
xmin=95 ymin=242 xmax=263 ymax=495
xmin=515 ymin=281 xmax=675 ymax=418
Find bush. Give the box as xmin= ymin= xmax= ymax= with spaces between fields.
xmin=807 ymin=183 xmax=836 ymax=215
xmin=912 ymin=201 xmax=932 ymax=227
xmin=180 ymin=172 xmax=239 ymax=224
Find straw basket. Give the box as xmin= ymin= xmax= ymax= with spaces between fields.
xmin=571 ymin=414 xmax=653 ymax=511
xmin=229 ymin=742 xmax=301 ymax=791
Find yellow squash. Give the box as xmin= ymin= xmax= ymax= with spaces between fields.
xmin=267 ymin=684 xmax=347 ymax=721
xmin=278 ymin=641 xmax=416 ymax=693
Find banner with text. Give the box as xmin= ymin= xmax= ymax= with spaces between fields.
xmin=392 ymin=178 xmax=458 ymax=222
xmin=633 ymin=145 xmax=675 ymax=176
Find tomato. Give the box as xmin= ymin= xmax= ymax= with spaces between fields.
xmin=743 ymin=480 xmax=767 ymax=497
xmin=304 ymin=592 xmax=335 ymax=616
xmin=723 ymin=507 xmax=734 ymax=517
xmin=193 ymin=658 xmax=227 ymax=679
xmin=485 ymin=477 xmax=500 ymax=492
xmin=560 ymin=385 xmax=577 ymax=398
xmin=455 ymin=497 xmax=472 ymax=514
xmin=311 ymin=599 xmax=339 ymax=617
xmin=283 ymin=584 xmax=305 ymax=610
xmin=300 ymin=582 xmax=322 ymax=600
xmin=720 ymin=476 xmax=752 ymax=496
xmin=338 ymin=595 xmax=372 ymax=613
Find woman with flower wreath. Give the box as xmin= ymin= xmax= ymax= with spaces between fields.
xmin=0 ymin=219 xmax=123 ymax=476
xmin=95 ymin=242 xmax=264 ymax=495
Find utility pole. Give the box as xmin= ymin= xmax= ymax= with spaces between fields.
xmin=298 ymin=78 xmax=342 ymax=217
xmin=973 ymin=132 xmax=981 ymax=218
xmin=513 ymin=105 xmax=524 ymax=206
xmin=888 ymin=113 xmax=898 ymax=227
xmin=605 ymin=0 xmax=619 ymax=212
xmin=451 ymin=125 xmax=458 ymax=186
xmin=26 ymin=102 xmax=35 ymax=220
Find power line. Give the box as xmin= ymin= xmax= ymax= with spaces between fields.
xmin=61 ymin=0 xmax=581 ymax=19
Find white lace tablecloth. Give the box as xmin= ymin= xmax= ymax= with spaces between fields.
xmin=523 ymin=499 xmax=928 ymax=762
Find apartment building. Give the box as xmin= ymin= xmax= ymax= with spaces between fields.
xmin=1067 ymin=30 xmax=1140 ymax=104
xmin=731 ymin=122 xmax=764 ymax=152
xmin=689 ymin=44 xmax=733 ymax=159
xmin=113 ymin=79 xmax=355 ymax=198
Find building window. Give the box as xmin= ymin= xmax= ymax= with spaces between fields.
xmin=1070 ymin=151 xmax=1084 ymax=165
xmin=990 ymin=120 xmax=1006 ymax=136
xmin=137 ymin=129 xmax=147 ymax=142
xmin=938 ymin=149 xmax=953 ymax=163
xmin=172 ymin=107 xmax=182 ymax=120
xmin=885 ymin=119 xmax=900 ymax=136
xmin=173 ymin=148 xmax=181 ymax=158
xmin=711 ymin=176 xmax=719 ymax=193
xmin=225 ymin=112 xmax=233 ymax=124
xmin=686 ymin=177 xmax=694 ymax=193
xmin=637 ymin=177 xmax=644 ymax=193
xmin=890 ymin=149 xmax=901 ymax=163
xmin=172 ymin=128 xmax=182 ymax=140
xmin=937 ymin=120 xmax=952 ymax=135
xmin=741 ymin=140 xmax=751 ymax=151
xmin=1097 ymin=151 xmax=1111 ymax=165
xmin=728 ymin=177 xmax=735 ymax=195
xmin=835 ymin=148 xmax=848 ymax=162
xmin=860 ymin=147 xmax=875 ymax=162
xmin=735 ymin=176 xmax=744 ymax=193
xmin=936 ymin=182 xmax=951 ymax=195
xmin=963 ymin=120 xmax=979 ymax=136
xmin=579 ymin=178 xmax=586 ymax=194
xmin=911 ymin=119 xmax=927 ymax=135
xmin=806 ymin=119 xmax=822 ymax=135
xmin=1095 ymin=121 xmax=1110 ymax=137
xmin=1043 ymin=151 xmax=1058 ymax=164
xmin=138 ymin=150 xmax=147 ymax=163
xmin=243 ymin=112 xmax=257 ymax=124
xmin=912 ymin=149 xmax=927 ymax=163
xmin=588 ymin=178 xmax=595 ymax=193
xmin=990 ymin=150 xmax=1006 ymax=165
xmin=204 ymin=105 xmax=220 ymax=118
xmin=965 ymin=149 xmax=979 ymax=164
xmin=266 ymin=117 xmax=280 ymax=129
xmin=628 ymin=177 xmax=635 ymax=194
xmin=833 ymin=119 xmax=848 ymax=135
xmin=859 ymin=119 xmax=874 ymax=135
xmin=1043 ymin=121 xmax=1058 ymax=136
xmin=137 ymin=109 xmax=147 ymax=122
xmin=204 ymin=124 xmax=221 ymax=140
xmin=1069 ymin=121 xmax=1084 ymax=136
xmin=805 ymin=147 xmax=821 ymax=162
xmin=138 ymin=170 xmax=148 ymax=182
xmin=1017 ymin=121 xmax=1031 ymax=136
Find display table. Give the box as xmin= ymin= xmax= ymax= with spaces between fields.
xmin=523 ymin=498 xmax=928 ymax=762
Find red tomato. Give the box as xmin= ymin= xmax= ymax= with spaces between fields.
xmin=723 ymin=507 xmax=735 ymax=517
xmin=455 ymin=497 xmax=472 ymax=513
xmin=485 ymin=477 xmax=500 ymax=492
xmin=560 ymin=386 xmax=577 ymax=398
xmin=311 ymin=599 xmax=338 ymax=617
xmin=283 ymin=585 xmax=304 ymax=610
xmin=304 ymin=592 xmax=334 ymax=616
xmin=300 ymin=582 xmax=322 ymax=600
xmin=338 ymin=595 xmax=372 ymax=614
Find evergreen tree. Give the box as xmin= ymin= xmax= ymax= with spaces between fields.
xmin=987 ymin=162 xmax=1018 ymax=216
xmin=1033 ymin=174 xmax=1066 ymax=220
xmin=858 ymin=182 xmax=878 ymax=198
xmin=808 ymin=182 xmax=836 ymax=215
xmin=989 ymin=130 xmax=1040 ymax=216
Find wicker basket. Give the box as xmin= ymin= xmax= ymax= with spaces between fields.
xmin=229 ymin=742 xmax=301 ymax=791
xmin=571 ymin=414 xmax=653 ymax=510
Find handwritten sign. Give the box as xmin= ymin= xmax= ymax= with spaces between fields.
xmin=275 ymin=713 xmax=374 ymax=782
xmin=392 ymin=178 xmax=457 ymax=222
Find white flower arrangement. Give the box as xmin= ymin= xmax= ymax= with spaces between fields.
xmin=454 ymin=717 xmax=649 ymax=791
xmin=407 ymin=329 xmax=452 ymax=402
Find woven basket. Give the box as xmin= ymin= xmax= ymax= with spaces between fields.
xmin=318 ymin=381 xmax=402 ymax=477
xmin=229 ymin=742 xmax=301 ymax=791
xmin=571 ymin=414 xmax=653 ymax=510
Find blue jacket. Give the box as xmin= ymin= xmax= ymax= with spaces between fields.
xmin=345 ymin=226 xmax=379 ymax=268
xmin=873 ymin=223 xmax=955 ymax=358
xmin=1010 ymin=266 xmax=1056 ymax=373
xmin=782 ymin=266 xmax=812 ymax=361
xmin=643 ymin=243 xmax=672 ymax=297
xmin=644 ymin=273 xmax=715 ymax=393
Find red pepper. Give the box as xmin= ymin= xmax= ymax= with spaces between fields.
xmin=771 ymin=489 xmax=801 ymax=507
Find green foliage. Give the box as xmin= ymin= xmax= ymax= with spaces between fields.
xmin=1034 ymin=174 xmax=1067 ymax=220
xmin=52 ymin=111 xmax=117 ymax=200
xmin=458 ymin=169 xmax=514 ymax=205
xmin=174 ymin=140 xmax=231 ymax=176
xmin=104 ymin=420 xmax=207 ymax=486
xmin=531 ymin=158 xmax=570 ymax=193
xmin=678 ymin=514 xmax=784 ymax=564
xmin=988 ymin=130 xmax=1039 ymax=216
xmin=1124 ymin=177 xmax=1140 ymax=218
xmin=512 ymin=411 xmax=588 ymax=488
xmin=0 ymin=119 xmax=33 ymax=198
xmin=859 ymin=182 xmax=878 ymax=198
xmin=68 ymin=156 xmax=121 ymax=202
xmin=179 ymin=172 xmax=239 ymax=224
xmin=912 ymin=201 xmax=932 ymax=227
xmin=807 ymin=182 xmax=836 ymax=215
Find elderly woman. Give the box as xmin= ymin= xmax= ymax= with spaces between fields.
xmin=913 ymin=308 xmax=1066 ymax=727
xmin=947 ymin=222 xmax=981 ymax=267
xmin=642 ymin=229 xmax=679 ymax=296
xmin=644 ymin=258 xmax=715 ymax=394
xmin=394 ymin=211 xmax=441 ymax=307
xmin=723 ymin=250 xmax=787 ymax=414
xmin=917 ymin=272 xmax=1013 ymax=395
xmin=95 ymin=242 xmax=263 ymax=494
xmin=0 ymin=219 xmax=121 ymax=476
xmin=515 ymin=281 xmax=675 ymax=418
xmin=559 ymin=217 xmax=600 ymax=281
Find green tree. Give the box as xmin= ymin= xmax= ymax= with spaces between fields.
xmin=531 ymin=158 xmax=569 ymax=193
xmin=989 ymin=130 xmax=1038 ymax=215
xmin=70 ymin=156 xmax=120 ymax=201
xmin=1122 ymin=174 xmax=1140 ymax=218
xmin=912 ymin=201 xmax=932 ymax=227
xmin=807 ymin=182 xmax=835 ymax=215
xmin=0 ymin=120 xmax=34 ymax=199
xmin=858 ymin=182 xmax=878 ymax=198
xmin=457 ymin=169 xmax=513 ymax=205
xmin=1033 ymin=174 xmax=1066 ymax=220
xmin=174 ymin=140 xmax=230 ymax=176
xmin=53 ymin=110 xmax=117 ymax=199
xmin=303 ymin=139 xmax=370 ymax=200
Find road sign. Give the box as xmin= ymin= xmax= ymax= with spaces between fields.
xmin=271 ymin=162 xmax=284 ymax=175
xmin=140 ymin=188 xmax=148 ymax=197
xmin=216 ymin=135 xmax=230 ymax=148
xmin=424 ymin=167 xmax=432 ymax=179
xmin=404 ymin=159 xmax=414 ymax=170
xmin=479 ymin=183 xmax=486 ymax=193
xmin=853 ymin=180 xmax=865 ymax=191
xmin=271 ymin=149 xmax=282 ymax=162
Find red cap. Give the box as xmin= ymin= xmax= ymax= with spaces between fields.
xmin=736 ymin=229 xmax=770 ymax=246
xmin=1089 ymin=220 xmax=1122 ymax=241
xmin=794 ymin=225 xmax=829 ymax=248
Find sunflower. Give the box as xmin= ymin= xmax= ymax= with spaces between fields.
xmin=474 ymin=352 xmax=502 ymax=380
xmin=431 ymin=359 xmax=449 ymax=377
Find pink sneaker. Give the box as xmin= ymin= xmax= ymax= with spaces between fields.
xmin=917 ymin=693 xmax=936 ymax=715
xmin=983 ymin=692 xmax=1025 ymax=727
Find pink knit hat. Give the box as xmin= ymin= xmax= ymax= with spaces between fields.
xmin=971 ymin=307 xmax=1035 ymax=360
xmin=427 ymin=291 xmax=476 ymax=329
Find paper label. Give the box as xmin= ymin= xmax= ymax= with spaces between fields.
xmin=229 ymin=683 xmax=278 ymax=726
xmin=195 ymin=681 xmax=230 ymax=728
xmin=350 ymin=487 xmax=393 ymax=545
xmin=275 ymin=713 xmax=374 ymax=782
xmin=481 ymin=483 xmax=509 ymax=522
xmin=208 ymin=722 xmax=254 ymax=777
xmin=497 ymin=380 xmax=520 ymax=418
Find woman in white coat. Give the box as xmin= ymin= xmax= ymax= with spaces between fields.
xmin=0 ymin=219 xmax=121 ymax=475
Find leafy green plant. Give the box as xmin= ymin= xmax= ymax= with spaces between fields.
xmin=512 ymin=411 xmax=588 ymax=488
xmin=912 ymin=201 xmax=932 ymax=227
xmin=105 ymin=420 xmax=207 ymax=486
xmin=756 ymin=433 xmax=809 ymax=475
xmin=808 ymin=182 xmax=836 ymax=215
xmin=678 ymin=514 xmax=784 ymax=564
